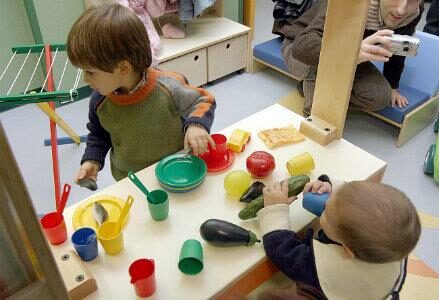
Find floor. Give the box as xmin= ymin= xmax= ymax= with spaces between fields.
xmin=1 ymin=0 xmax=438 ymax=278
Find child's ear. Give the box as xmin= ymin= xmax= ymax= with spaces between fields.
xmin=118 ymin=60 xmax=133 ymax=75
xmin=342 ymin=244 xmax=355 ymax=259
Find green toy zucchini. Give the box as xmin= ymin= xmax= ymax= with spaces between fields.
xmin=200 ymin=219 xmax=260 ymax=246
xmin=238 ymin=175 xmax=310 ymax=220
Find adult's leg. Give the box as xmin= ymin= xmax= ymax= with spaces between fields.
xmin=299 ymin=62 xmax=390 ymax=115
xmin=424 ymin=0 xmax=439 ymax=36
xmin=282 ymin=41 xmax=391 ymax=115
xmin=281 ymin=40 xmax=314 ymax=115
xmin=349 ymin=62 xmax=391 ymax=111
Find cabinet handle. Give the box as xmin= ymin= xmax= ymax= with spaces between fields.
xmin=226 ymin=43 xmax=231 ymax=50
xmin=194 ymin=55 xmax=199 ymax=61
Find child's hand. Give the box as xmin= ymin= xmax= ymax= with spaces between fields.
xmin=184 ymin=124 xmax=215 ymax=156
xmin=303 ymin=180 xmax=332 ymax=194
xmin=74 ymin=161 xmax=99 ymax=183
xmin=263 ymin=180 xmax=298 ymax=207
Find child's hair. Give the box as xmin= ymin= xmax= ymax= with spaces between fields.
xmin=67 ymin=3 xmax=151 ymax=73
xmin=333 ymin=181 xmax=420 ymax=263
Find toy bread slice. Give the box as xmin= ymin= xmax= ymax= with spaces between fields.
xmin=258 ymin=125 xmax=305 ymax=149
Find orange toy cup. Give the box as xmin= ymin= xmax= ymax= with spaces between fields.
xmin=40 ymin=212 xmax=67 ymax=245
xmin=208 ymin=134 xmax=227 ymax=161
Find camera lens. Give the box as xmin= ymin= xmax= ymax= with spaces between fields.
xmin=404 ymin=46 xmax=409 ymax=52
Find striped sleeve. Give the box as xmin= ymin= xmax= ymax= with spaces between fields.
xmin=156 ymin=71 xmax=216 ymax=132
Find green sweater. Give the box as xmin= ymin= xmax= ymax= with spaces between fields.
xmin=82 ymin=68 xmax=216 ymax=181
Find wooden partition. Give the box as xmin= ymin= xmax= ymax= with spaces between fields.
xmin=0 ymin=122 xmax=69 ymax=299
xmin=300 ymin=0 xmax=370 ymax=144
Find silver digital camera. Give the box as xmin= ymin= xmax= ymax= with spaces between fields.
xmin=389 ymin=34 xmax=420 ymax=56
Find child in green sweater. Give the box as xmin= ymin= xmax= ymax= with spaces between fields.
xmin=67 ymin=3 xmax=216 ymax=182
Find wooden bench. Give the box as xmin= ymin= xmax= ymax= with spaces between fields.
xmin=252 ymin=31 xmax=439 ymax=147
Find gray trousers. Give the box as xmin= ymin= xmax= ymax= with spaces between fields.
xmin=281 ymin=41 xmax=392 ymax=115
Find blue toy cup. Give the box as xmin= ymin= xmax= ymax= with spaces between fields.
xmin=71 ymin=227 xmax=98 ymax=261
xmin=302 ymin=192 xmax=330 ymax=216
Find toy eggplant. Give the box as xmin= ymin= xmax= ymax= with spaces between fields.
xmin=200 ymin=219 xmax=260 ymax=246
xmin=239 ymin=181 xmax=265 ymax=203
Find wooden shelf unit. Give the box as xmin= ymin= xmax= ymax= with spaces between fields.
xmin=158 ymin=15 xmax=251 ymax=86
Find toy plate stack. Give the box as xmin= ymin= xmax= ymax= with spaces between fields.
xmin=155 ymin=154 xmax=207 ymax=193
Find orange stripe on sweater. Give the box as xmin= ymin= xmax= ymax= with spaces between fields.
xmin=189 ymin=88 xmax=214 ymax=118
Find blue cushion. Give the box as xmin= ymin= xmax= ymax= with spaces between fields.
xmin=375 ymin=84 xmax=430 ymax=124
xmin=253 ymin=37 xmax=289 ymax=72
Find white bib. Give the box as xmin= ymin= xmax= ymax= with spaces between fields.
xmin=313 ymin=240 xmax=402 ymax=300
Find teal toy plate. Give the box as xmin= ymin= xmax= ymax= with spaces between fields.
xmin=155 ymin=154 xmax=207 ymax=188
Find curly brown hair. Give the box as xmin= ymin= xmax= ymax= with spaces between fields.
xmin=333 ymin=181 xmax=421 ymax=263
xmin=67 ymin=3 xmax=151 ymax=73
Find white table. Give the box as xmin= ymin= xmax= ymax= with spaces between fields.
xmin=51 ymin=104 xmax=386 ymax=299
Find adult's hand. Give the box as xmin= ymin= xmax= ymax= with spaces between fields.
xmin=357 ymin=29 xmax=394 ymax=64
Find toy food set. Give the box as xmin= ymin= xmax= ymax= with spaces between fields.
xmin=223 ymin=170 xmax=252 ymax=198
xmin=239 ymin=175 xmax=310 ymax=220
xmin=200 ymin=219 xmax=260 ymax=247
xmin=258 ymin=125 xmax=305 ymax=149
xmin=239 ymin=181 xmax=265 ymax=203
xmin=227 ymin=129 xmax=251 ymax=152
xmin=246 ymin=151 xmax=276 ymax=178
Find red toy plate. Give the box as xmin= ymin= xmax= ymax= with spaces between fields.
xmin=200 ymin=149 xmax=235 ymax=172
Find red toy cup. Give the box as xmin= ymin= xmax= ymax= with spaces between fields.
xmin=208 ymin=134 xmax=227 ymax=161
xmin=129 ymin=259 xmax=156 ymax=297
xmin=40 ymin=212 xmax=67 ymax=245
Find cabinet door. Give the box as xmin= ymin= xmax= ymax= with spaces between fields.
xmin=158 ymin=49 xmax=208 ymax=87
xmin=207 ymin=34 xmax=248 ymax=81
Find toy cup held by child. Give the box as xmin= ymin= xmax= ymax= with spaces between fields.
xmin=129 ymin=258 xmax=156 ymax=297
xmin=286 ymin=152 xmax=315 ymax=175
xmin=97 ymin=195 xmax=134 ymax=255
xmin=178 ymin=239 xmax=204 ymax=275
xmin=302 ymin=192 xmax=330 ymax=216
xmin=71 ymin=227 xmax=98 ymax=261
xmin=208 ymin=134 xmax=227 ymax=161
xmin=147 ymin=189 xmax=169 ymax=221
xmin=40 ymin=184 xmax=71 ymax=245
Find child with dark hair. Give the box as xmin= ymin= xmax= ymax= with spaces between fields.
xmin=67 ymin=3 xmax=216 ymax=182
xmin=258 ymin=177 xmax=421 ymax=299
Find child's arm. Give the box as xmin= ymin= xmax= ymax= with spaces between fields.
xmin=81 ymin=92 xmax=112 ymax=169
xmin=257 ymin=181 xmax=319 ymax=287
xmin=157 ymin=73 xmax=216 ymax=155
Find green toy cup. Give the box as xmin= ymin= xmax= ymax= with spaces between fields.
xmin=147 ymin=190 xmax=169 ymax=221
xmin=178 ymin=239 xmax=204 ymax=275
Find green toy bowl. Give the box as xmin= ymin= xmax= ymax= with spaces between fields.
xmin=424 ymin=144 xmax=436 ymax=175
xmin=155 ymin=154 xmax=207 ymax=188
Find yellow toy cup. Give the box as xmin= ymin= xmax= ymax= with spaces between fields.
xmin=97 ymin=221 xmax=124 ymax=255
xmin=286 ymin=152 xmax=315 ymax=175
